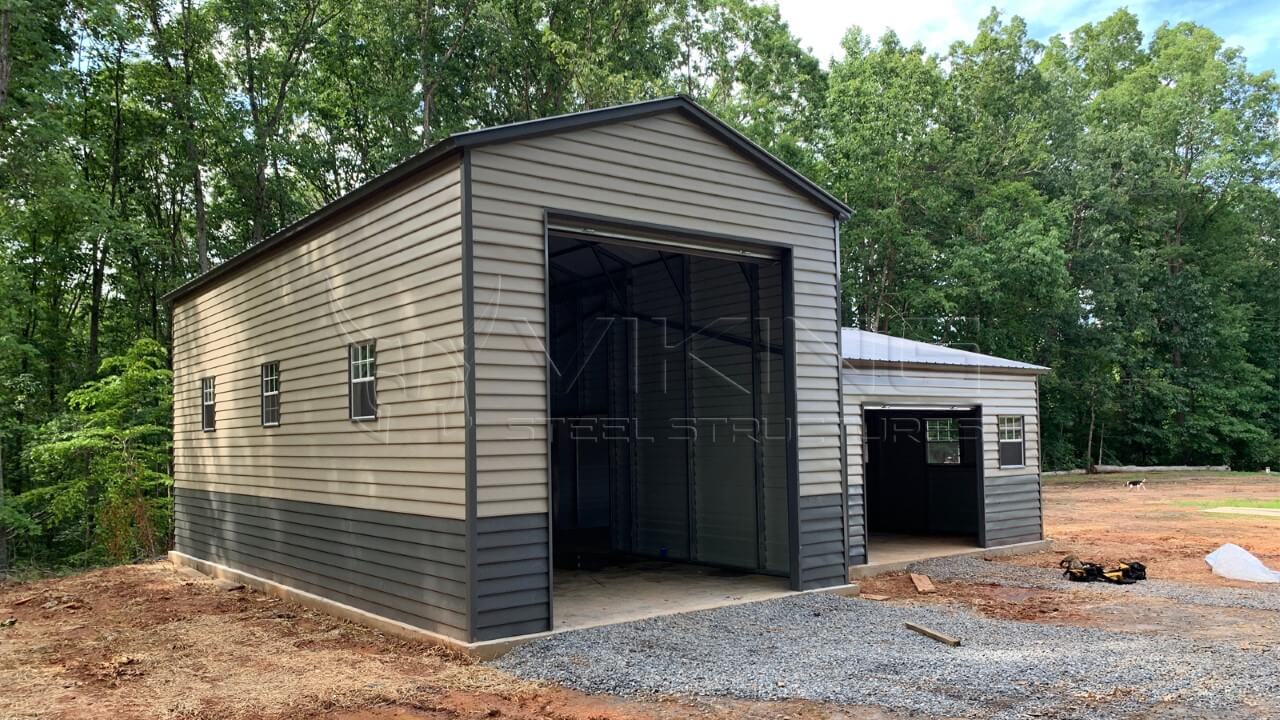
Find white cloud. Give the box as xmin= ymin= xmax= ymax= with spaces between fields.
xmin=770 ymin=0 xmax=1280 ymax=72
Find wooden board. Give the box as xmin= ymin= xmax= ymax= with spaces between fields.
xmin=859 ymin=593 xmax=890 ymax=601
xmin=910 ymin=573 xmax=937 ymax=594
xmin=905 ymin=622 xmax=961 ymax=647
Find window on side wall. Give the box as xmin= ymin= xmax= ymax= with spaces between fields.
xmin=349 ymin=342 xmax=377 ymax=420
xmin=925 ymin=418 xmax=960 ymax=464
xmin=201 ymin=377 xmax=216 ymax=431
xmin=261 ymin=361 xmax=280 ymax=426
xmin=998 ymin=415 xmax=1025 ymax=468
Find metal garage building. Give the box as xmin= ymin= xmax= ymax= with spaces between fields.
xmin=841 ymin=329 xmax=1049 ymax=569
xmin=165 ymin=95 xmax=1046 ymax=652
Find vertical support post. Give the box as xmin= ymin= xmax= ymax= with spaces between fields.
xmin=682 ymin=255 xmax=696 ymax=562
xmin=748 ymin=263 xmax=766 ymax=571
xmin=628 ymin=274 xmax=640 ymax=552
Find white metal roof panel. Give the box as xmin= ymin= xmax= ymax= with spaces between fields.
xmin=840 ymin=327 xmax=1049 ymax=373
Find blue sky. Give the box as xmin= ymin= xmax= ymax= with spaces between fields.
xmin=772 ymin=0 xmax=1280 ymax=74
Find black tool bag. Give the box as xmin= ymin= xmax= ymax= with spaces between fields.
xmin=1060 ymin=556 xmax=1147 ymax=584
xmin=1117 ymin=561 xmax=1147 ymax=581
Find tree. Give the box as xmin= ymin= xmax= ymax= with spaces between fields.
xmin=11 ymin=340 xmax=172 ymax=566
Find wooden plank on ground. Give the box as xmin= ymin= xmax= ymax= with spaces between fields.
xmin=859 ymin=593 xmax=890 ymax=601
xmin=909 ymin=573 xmax=937 ymax=594
xmin=905 ymin=622 xmax=961 ymax=647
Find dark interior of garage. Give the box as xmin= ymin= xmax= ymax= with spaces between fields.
xmin=546 ymin=231 xmax=792 ymax=579
xmin=863 ymin=409 xmax=982 ymax=540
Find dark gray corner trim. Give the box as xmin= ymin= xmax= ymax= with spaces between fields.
xmin=783 ymin=252 xmax=802 ymax=591
xmin=163 ymin=95 xmax=849 ymax=304
xmin=976 ymin=408 xmax=988 ymax=549
xmin=833 ymin=218 xmax=851 ymax=581
xmin=540 ymin=208 xmax=556 ymax=630
xmin=461 ymin=149 xmax=480 ymax=642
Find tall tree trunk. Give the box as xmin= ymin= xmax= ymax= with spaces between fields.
xmin=90 ymin=36 xmax=126 ymax=364
xmin=146 ymin=0 xmax=206 ymax=271
xmin=179 ymin=0 xmax=208 ymax=272
xmin=0 ymin=8 xmax=11 ymax=113
xmin=88 ymin=235 xmax=106 ymax=363
xmin=1085 ymin=403 xmax=1095 ymax=471
xmin=417 ymin=0 xmax=474 ymax=145
xmin=418 ymin=0 xmax=435 ymax=144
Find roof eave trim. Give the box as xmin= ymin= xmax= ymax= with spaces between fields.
xmin=669 ymin=96 xmax=852 ymax=221
xmin=841 ymin=358 xmax=1051 ymax=375
xmin=162 ymin=141 xmax=462 ymax=304
xmin=164 ymin=94 xmax=851 ymax=304
xmin=451 ymin=94 xmax=850 ymax=220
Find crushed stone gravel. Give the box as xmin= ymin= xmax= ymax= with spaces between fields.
xmin=493 ymin=591 xmax=1280 ymax=719
xmin=910 ymin=556 xmax=1280 ymax=612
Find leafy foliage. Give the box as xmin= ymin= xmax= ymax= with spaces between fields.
xmin=9 ymin=341 xmax=172 ymax=567
xmin=1 ymin=1 xmax=1278 ymax=568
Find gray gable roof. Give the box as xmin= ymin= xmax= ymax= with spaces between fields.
xmin=841 ymin=328 xmax=1049 ymax=374
xmin=164 ymin=95 xmax=850 ymax=303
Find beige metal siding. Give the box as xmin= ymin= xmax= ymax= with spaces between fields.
xmin=468 ymin=111 xmax=843 ymax=519
xmin=171 ymin=162 xmax=468 ymax=519
xmin=841 ymin=366 xmax=1041 ymax=479
xmin=842 ymin=364 xmax=1043 ymax=551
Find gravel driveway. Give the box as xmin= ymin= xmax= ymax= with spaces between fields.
xmin=493 ymin=586 xmax=1280 ymax=719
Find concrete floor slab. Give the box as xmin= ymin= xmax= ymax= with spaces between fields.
xmin=866 ymin=534 xmax=979 ymax=565
xmin=553 ymin=561 xmax=791 ymax=631
xmin=848 ymin=535 xmax=1052 ymax=579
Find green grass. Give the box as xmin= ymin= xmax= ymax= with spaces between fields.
xmin=1042 ymin=470 xmax=1275 ymax=486
xmin=1174 ymin=498 xmax=1280 ymax=509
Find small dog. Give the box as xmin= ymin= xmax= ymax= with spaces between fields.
xmin=1126 ymin=478 xmax=1147 ymax=490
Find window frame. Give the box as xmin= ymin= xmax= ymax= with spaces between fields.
xmin=349 ymin=341 xmax=377 ymax=421
xmin=925 ymin=417 xmax=962 ymax=465
xmin=261 ymin=361 xmax=281 ymax=427
xmin=201 ymin=377 xmax=216 ymax=432
xmin=998 ymin=415 xmax=1026 ymax=468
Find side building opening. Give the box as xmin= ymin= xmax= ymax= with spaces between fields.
xmin=546 ymin=226 xmax=793 ymax=629
xmin=862 ymin=407 xmax=983 ymax=563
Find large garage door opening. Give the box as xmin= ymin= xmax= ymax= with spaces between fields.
xmin=546 ymin=228 xmax=793 ymax=629
xmin=862 ymin=408 xmax=983 ymax=565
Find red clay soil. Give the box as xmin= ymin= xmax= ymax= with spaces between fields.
xmin=1011 ymin=473 xmax=1280 ymax=588
xmin=0 ymin=563 xmax=901 ymax=720
xmin=859 ymin=474 xmax=1280 ymax=642
xmin=3 ymin=474 xmax=1276 ymax=719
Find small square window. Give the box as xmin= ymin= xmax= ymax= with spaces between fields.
xmin=926 ymin=418 xmax=961 ymax=465
xmin=349 ymin=342 xmax=377 ymax=420
xmin=999 ymin=416 xmax=1025 ymax=467
xmin=262 ymin=362 xmax=281 ymax=426
xmin=201 ymin=377 xmax=216 ymax=431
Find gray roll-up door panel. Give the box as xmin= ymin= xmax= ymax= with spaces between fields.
xmin=758 ymin=261 xmax=790 ymax=573
xmin=632 ymin=259 xmax=690 ymax=559
xmin=690 ymin=256 xmax=758 ymax=569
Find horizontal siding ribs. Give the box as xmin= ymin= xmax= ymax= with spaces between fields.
xmin=174 ymin=488 xmax=469 ymax=640
xmin=171 ymin=162 xmax=466 ymax=520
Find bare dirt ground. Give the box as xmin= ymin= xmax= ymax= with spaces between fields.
xmin=858 ymin=472 xmax=1280 ymax=646
xmin=2 ymin=472 xmax=1277 ymax=720
xmin=0 ymin=564 xmax=897 ymax=720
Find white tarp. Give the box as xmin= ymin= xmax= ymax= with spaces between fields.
xmin=1205 ymin=543 xmax=1280 ymax=583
